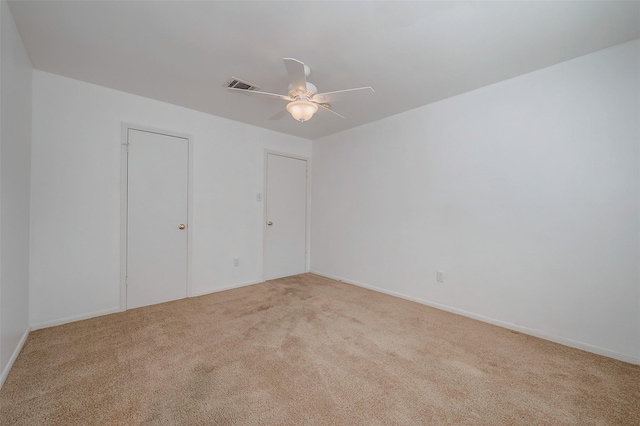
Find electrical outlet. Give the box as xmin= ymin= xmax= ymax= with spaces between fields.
xmin=234 ymin=258 xmax=240 ymax=267
xmin=436 ymin=270 xmax=444 ymax=283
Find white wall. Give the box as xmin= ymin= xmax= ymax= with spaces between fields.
xmin=30 ymin=71 xmax=311 ymax=327
xmin=311 ymin=40 xmax=640 ymax=363
xmin=0 ymin=0 xmax=32 ymax=384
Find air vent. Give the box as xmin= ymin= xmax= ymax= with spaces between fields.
xmin=226 ymin=77 xmax=260 ymax=91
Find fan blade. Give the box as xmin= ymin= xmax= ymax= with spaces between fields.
xmin=283 ymin=58 xmax=308 ymax=94
xmin=317 ymin=103 xmax=345 ymax=119
xmin=227 ymin=87 xmax=290 ymax=101
xmin=312 ymin=87 xmax=374 ymax=104
xmin=268 ymin=109 xmax=289 ymax=121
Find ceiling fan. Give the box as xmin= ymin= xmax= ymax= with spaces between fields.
xmin=227 ymin=58 xmax=374 ymax=123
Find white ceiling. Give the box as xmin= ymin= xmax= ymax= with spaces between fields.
xmin=8 ymin=1 xmax=640 ymax=140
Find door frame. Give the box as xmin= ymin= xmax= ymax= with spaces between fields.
xmin=120 ymin=123 xmax=194 ymax=311
xmin=262 ymin=150 xmax=311 ymax=281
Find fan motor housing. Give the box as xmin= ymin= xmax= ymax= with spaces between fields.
xmin=288 ymin=82 xmax=317 ymax=99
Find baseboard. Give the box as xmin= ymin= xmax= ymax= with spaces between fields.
xmin=309 ymin=270 xmax=640 ymax=365
xmin=191 ymin=279 xmax=264 ymax=298
xmin=0 ymin=327 xmax=30 ymax=389
xmin=30 ymin=307 xmax=121 ymax=331
xmin=30 ymin=281 xmax=265 ymax=330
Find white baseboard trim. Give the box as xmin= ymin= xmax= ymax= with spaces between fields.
xmin=310 ymin=270 xmax=640 ymax=365
xmin=30 ymin=280 xmax=266 ymax=331
xmin=0 ymin=327 xmax=30 ymax=389
xmin=191 ymin=279 xmax=264 ymax=298
xmin=30 ymin=307 xmax=121 ymax=331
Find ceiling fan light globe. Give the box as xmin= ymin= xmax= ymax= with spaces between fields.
xmin=286 ymin=99 xmax=318 ymax=122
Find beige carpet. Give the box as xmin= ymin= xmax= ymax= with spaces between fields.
xmin=1 ymin=274 xmax=638 ymax=425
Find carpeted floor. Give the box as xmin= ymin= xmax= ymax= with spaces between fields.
xmin=1 ymin=273 xmax=638 ymax=425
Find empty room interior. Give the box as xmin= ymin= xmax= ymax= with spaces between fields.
xmin=1 ymin=1 xmax=639 ymax=424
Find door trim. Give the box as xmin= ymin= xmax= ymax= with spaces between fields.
xmin=120 ymin=123 xmax=194 ymax=311
xmin=262 ymin=150 xmax=311 ymax=281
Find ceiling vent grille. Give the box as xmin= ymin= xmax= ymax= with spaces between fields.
xmin=226 ymin=77 xmax=260 ymax=91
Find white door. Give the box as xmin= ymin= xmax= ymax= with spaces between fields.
xmin=265 ymin=153 xmax=308 ymax=280
xmin=126 ymin=129 xmax=189 ymax=309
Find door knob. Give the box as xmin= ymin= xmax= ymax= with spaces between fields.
xmin=267 ymin=221 xmax=273 ymax=226
xmin=178 ymin=224 xmax=186 ymax=230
